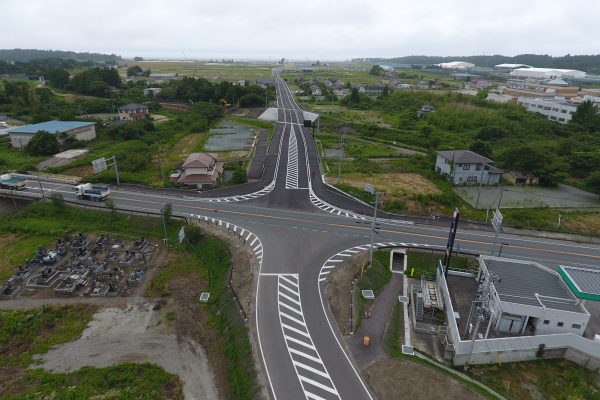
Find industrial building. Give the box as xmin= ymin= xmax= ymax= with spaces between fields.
xmin=517 ymin=97 xmax=578 ymax=123
xmin=502 ymin=78 xmax=580 ymax=98
xmin=436 ymin=256 xmax=600 ymax=368
xmin=8 ymin=121 xmax=96 ymax=149
xmin=436 ymin=61 xmax=475 ymax=70
xmin=509 ymin=67 xmax=586 ymax=80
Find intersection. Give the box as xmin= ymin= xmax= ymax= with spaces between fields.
xmin=4 ymin=71 xmax=600 ymax=400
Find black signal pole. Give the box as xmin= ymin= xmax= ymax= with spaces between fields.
xmin=443 ymin=208 xmax=460 ymax=278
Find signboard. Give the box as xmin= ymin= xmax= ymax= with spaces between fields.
xmin=492 ymin=208 xmax=503 ymax=232
xmin=92 ymin=157 xmax=107 ymax=173
xmin=364 ymin=183 xmax=375 ymax=194
xmin=178 ymin=226 xmax=186 ymax=244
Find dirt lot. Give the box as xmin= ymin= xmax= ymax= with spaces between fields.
xmin=326 ymin=251 xmax=367 ymax=335
xmin=337 ymin=173 xmax=442 ymax=197
xmin=364 ymin=357 xmax=484 ymax=399
xmin=35 ymin=301 xmax=218 ymax=400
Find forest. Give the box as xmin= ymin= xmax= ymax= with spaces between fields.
xmin=0 ymin=49 xmax=120 ymax=62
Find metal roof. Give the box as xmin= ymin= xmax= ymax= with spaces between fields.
xmin=8 ymin=121 xmax=95 ymax=135
xmin=483 ymin=258 xmax=584 ymax=313
xmin=437 ymin=150 xmax=495 ymax=165
xmin=558 ymin=266 xmax=600 ymax=301
xmin=118 ymin=103 xmax=147 ymax=111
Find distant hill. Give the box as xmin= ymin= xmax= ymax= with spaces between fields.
xmin=0 ymin=49 xmax=121 ymax=63
xmin=358 ymin=54 xmax=600 ymax=74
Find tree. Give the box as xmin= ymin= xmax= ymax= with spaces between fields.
xmin=46 ymin=68 xmax=70 ymax=89
xmin=239 ymin=93 xmax=264 ymax=107
xmin=469 ymin=140 xmax=493 ymax=158
xmin=369 ymin=65 xmax=383 ymax=76
xmin=126 ymin=65 xmax=143 ymax=77
xmin=104 ymin=199 xmax=118 ymax=221
xmin=571 ymin=101 xmax=600 ymax=131
xmin=231 ymin=168 xmax=248 ymax=184
xmin=133 ymin=56 xmax=144 ymax=61
xmin=584 ymin=171 xmax=600 ymax=194
xmin=25 ymin=130 xmax=59 ymax=156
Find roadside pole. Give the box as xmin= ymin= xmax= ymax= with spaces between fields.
xmin=337 ymin=132 xmax=345 ymax=184
xmin=490 ymin=208 xmax=503 ymax=256
xmin=474 ymin=164 xmax=487 ymax=209
xmin=112 ymin=155 xmax=120 ymax=188
xmin=37 ymin=174 xmax=45 ymax=199
xmin=157 ymin=148 xmax=164 ymax=181
xmin=443 ymin=208 xmax=460 ymax=278
xmin=368 ymin=191 xmax=381 ymax=267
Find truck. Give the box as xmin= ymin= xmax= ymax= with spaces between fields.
xmin=0 ymin=173 xmax=26 ymax=190
xmin=74 ymin=183 xmax=111 ymax=201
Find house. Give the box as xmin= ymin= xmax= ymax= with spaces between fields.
xmin=517 ymin=97 xmax=578 ymax=124
xmin=143 ymin=88 xmax=161 ymax=97
xmin=333 ymin=88 xmax=349 ymax=98
xmin=256 ymin=77 xmax=275 ymax=88
xmin=503 ymin=171 xmax=539 ymax=185
xmin=8 ymin=121 xmax=96 ymax=149
xmin=310 ymin=85 xmax=322 ymax=96
xmin=435 ymin=150 xmax=502 ymax=185
xmin=363 ymin=84 xmax=386 ymax=96
xmin=417 ymin=104 xmax=435 ymax=117
xmin=171 ymin=152 xmax=224 ymax=189
xmin=118 ymin=104 xmax=149 ymax=121
xmin=474 ymin=80 xmax=492 ymax=89
xmin=148 ymin=73 xmax=177 ymax=83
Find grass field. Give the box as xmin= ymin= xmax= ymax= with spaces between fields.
xmin=465 ymin=359 xmax=599 ymax=400
xmin=122 ymin=61 xmax=276 ymax=82
xmin=406 ymin=250 xmax=477 ymax=279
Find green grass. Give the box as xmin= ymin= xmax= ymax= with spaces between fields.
xmin=4 ymin=363 xmax=183 ymax=399
xmin=121 ymin=61 xmax=275 ymax=82
xmin=465 ymin=359 xmax=599 ymax=400
xmin=406 ymin=250 xmax=477 ymax=280
xmin=0 ymin=305 xmax=95 ymax=367
xmin=0 ymin=139 xmax=44 ymax=172
xmin=0 ymin=234 xmax=55 ymax=281
xmin=357 ymin=250 xmax=391 ymax=292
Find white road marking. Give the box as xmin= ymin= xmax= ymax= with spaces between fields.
xmin=286 ymin=126 xmax=300 ymax=189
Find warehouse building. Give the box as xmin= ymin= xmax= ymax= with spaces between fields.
xmin=509 ymin=67 xmax=586 ymax=80
xmin=8 ymin=121 xmax=96 ymax=149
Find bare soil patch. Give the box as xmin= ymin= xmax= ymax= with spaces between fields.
xmin=563 ymin=213 xmax=600 ymax=236
xmin=35 ymin=301 xmax=218 ymax=400
xmin=339 ymin=173 xmax=441 ymax=196
xmin=63 ymin=164 xmax=94 ymax=178
xmin=364 ymin=356 xmax=484 ymax=399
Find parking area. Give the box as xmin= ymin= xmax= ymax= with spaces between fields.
xmin=204 ymin=121 xmax=257 ymax=151
xmin=455 ymin=184 xmax=600 ymax=209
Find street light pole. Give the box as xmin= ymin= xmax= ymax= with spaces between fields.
xmin=337 ymin=132 xmax=345 ymax=184
xmin=161 ymin=203 xmax=168 ymax=245
xmin=368 ymin=191 xmax=381 ymax=267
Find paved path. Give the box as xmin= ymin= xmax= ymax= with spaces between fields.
xmin=348 ymin=274 xmax=403 ymax=368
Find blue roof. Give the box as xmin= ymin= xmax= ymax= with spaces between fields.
xmin=8 ymin=121 xmax=95 ymax=135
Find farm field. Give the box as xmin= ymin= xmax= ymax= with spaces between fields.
xmin=122 ymin=61 xmax=276 ymax=82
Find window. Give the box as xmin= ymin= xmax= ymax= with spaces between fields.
xmin=572 ymin=324 xmax=582 ymax=329
xmin=543 ymin=320 xmax=550 ymax=325
xmin=557 ymin=322 xmax=564 ymax=327
xmin=463 ymin=164 xmax=471 ymax=170
xmin=476 ymin=164 xmax=482 ymax=171
xmin=467 ymin=176 xmax=477 ymax=182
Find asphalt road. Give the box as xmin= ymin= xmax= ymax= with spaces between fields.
xmin=3 ymin=71 xmax=600 ymax=400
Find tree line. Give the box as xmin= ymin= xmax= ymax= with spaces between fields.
xmin=0 ymin=49 xmax=120 ymax=62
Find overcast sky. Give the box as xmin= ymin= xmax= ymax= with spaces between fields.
xmin=2 ymin=0 xmax=599 ymax=60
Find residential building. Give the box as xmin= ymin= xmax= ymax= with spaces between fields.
xmin=256 ymin=77 xmax=275 ymax=88
xmin=509 ymin=67 xmax=586 ymax=80
xmin=363 ymin=84 xmax=386 ymax=96
xmin=171 ymin=152 xmax=224 ymax=189
xmin=502 ymin=171 xmax=539 ymax=185
xmin=118 ymin=103 xmax=149 ymax=121
xmin=435 ymin=150 xmax=502 ymax=185
xmin=143 ymin=88 xmax=162 ymax=97
xmin=148 ymin=73 xmax=176 ymax=83
xmin=333 ymin=88 xmax=349 ymax=98
xmin=503 ymin=79 xmax=580 ymax=98
xmin=8 ymin=121 xmax=96 ymax=149
xmin=517 ymin=97 xmax=578 ymax=123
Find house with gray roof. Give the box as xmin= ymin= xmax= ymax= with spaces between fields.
xmin=118 ymin=103 xmax=148 ymax=121
xmin=435 ymin=150 xmax=502 ymax=185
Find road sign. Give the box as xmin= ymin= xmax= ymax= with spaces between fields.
xmin=492 ymin=208 xmax=503 ymax=232
xmin=178 ymin=226 xmax=186 ymax=244
xmin=364 ymin=183 xmax=375 ymax=194
xmin=92 ymin=157 xmax=107 ymax=173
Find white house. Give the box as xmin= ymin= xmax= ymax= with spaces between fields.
xmin=517 ymin=97 xmax=578 ymax=124
xmin=8 ymin=121 xmax=96 ymax=149
xmin=171 ymin=152 xmax=223 ymax=189
xmin=435 ymin=150 xmax=502 ymax=185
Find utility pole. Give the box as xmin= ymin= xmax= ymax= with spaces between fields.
xmin=368 ymin=191 xmax=382 ymax=267
xmin=157 ymin=148 xmax=164 ymax=181
xmin=111 ymin=155 xmax=120 ymax=188
xmin=337 ymin=132 xmax=345 ymax=184
xmin=474 ymin=164 xmax=487 ymax=209
xmin=161 ymin=203 xmax=169 ymax=245
xmin=36 ymin=174 xmax=45 ymax=199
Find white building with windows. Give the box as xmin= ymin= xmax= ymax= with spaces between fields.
xmin=517 ymin=97 xmax=578 ymax=123
xmin=435 ymin=150 xmax=502 ymax=185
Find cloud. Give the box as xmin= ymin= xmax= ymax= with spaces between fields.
xmin=0 ymin=0 xmax=598 ymax=59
